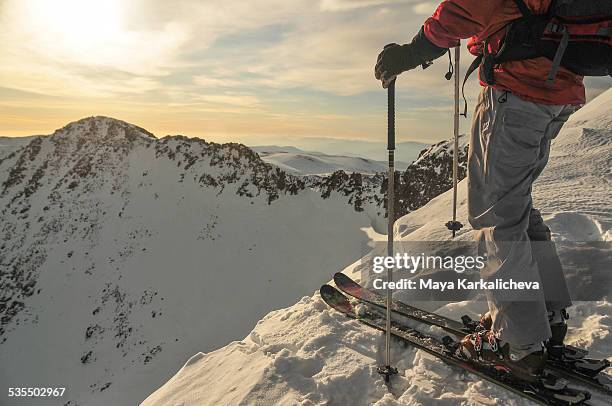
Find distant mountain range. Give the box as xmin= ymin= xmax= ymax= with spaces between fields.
xmin=250 ymin=137 xmax=429 ymax=166
xmin=252 ymin=146 xmax=405 ymax=175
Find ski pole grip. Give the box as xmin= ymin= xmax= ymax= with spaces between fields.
xmin=387 ymin=79 xmax=396 ymax=151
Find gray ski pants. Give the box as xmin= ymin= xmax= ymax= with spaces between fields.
xmin=468 ymin=87 xmax=574 ymax=346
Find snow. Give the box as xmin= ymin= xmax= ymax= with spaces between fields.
xmin=143 ymin=89 xmax=612 ymax=406
xmin=144 ymin=298 xmax=611 ymax=406
xmin=0 ymin=135 xmax=38 ymax=158
xmin=0 ymin=117 xmax=382 ymax=406
xmin=412 ymin=133 xmax=468 ymax=168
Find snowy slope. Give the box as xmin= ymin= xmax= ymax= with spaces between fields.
xmin=0 ymin=117 xmax=383 ymax=406
xmin=0 ymin=135 xmax=37 ymax=158
xmin=143 ymin=89 xmax=612 ymax=406
xmin=253 ymin=146 xmax=403 ymax=175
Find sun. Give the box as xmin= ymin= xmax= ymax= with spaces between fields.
xmin=21 ymin=0 xmax=124 ymax=57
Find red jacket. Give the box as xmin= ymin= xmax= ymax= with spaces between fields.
xmin=423 ymin=0 xmax=585 ymax=105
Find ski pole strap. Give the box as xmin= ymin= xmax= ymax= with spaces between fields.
xmin=445 ymin=49 xmax=454 ymax=80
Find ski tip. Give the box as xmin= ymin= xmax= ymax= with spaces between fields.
xmin=320 ymin=284 xmax=336 ymax=298
xmin=333 ymin=272 xmax=354 ymax=285
xmin=320 ymin=284 xmax=347 ymax=302
xmin=320 ymin=284 xmax=353 ymax=314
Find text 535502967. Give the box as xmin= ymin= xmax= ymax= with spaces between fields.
xmin=8 ymin=387 xmax=66 ymax=397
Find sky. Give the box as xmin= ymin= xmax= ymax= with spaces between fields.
xmin=1 ymin=0 xmax=610 ymax=146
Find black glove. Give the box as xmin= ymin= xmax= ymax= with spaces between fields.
xmin=375 ymin=27 xmax=447 ymax=88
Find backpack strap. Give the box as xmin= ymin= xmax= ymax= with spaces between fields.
xmin=546 ymin=27 xmax=570 ymax=85
xmin=512 ymin=0 xmax=533 ymax=17
xmin=461 ymin=37 xmax=498 ymax=116
xmin=461 ymin=55 xmax=483 ymax=117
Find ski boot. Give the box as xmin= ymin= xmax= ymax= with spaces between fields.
xmin=546 ymin=309 xmax=570 ymax=359
xmin=456 ymin=329 xmax=547 ymax=383
xmin=476 ymin=310 xmax=573 ymax=359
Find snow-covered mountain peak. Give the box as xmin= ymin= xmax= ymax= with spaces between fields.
xmin=50 ymin=116 xmax=157 ymax=143
xmin=412 ymin=133 xmax=468 ymax=166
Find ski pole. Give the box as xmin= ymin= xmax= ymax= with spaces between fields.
xmin=446 ymin=44 xmax=464 ymax=238
xmin=377 ymin=78 xmax=398 ymax=383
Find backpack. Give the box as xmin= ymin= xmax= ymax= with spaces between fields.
xmin=464 ymin=0 xmax=612 ymax=102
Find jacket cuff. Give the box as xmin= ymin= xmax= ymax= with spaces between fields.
xmin=411 ymin=26 xmax=448 ymax=63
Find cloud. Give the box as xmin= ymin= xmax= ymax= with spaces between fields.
xmin=198 ymin=94 xmax=261 ymax=108
xmin=320 ymin=0 xmax=396 ymax=11
xmin=0 ymin=0 xmax=189 ymax=98
xmin=0 ymin=0 xmax=438 ymax=99
xmin=180 ymin=1 xmax=433 ymax=96
xmin=4 ymin=1 xmax=188 ymax=74
xmin=193 ymin=76 xmax=245 ymax=89
xmin=0 ymin=0 xmax=484 ymax=143
xmin=413 ymin=2 xmax=438 ymax=15
xmin=320 ymin=0 xmax=420 ymax=11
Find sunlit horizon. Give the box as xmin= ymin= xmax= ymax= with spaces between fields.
xmin=1 ymin=0 xmax=609 ymax=145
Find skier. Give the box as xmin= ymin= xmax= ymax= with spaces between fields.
xmin=374 ymin=0 xmax=581 ymax=383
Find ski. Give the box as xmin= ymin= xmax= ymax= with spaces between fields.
xmin=333 ymin=272 xmax=612 ymax=396
xmin=321 ymin=284 xmax=593 ymax=406
xmin=334 ymin=272 xmax=469 ymax=335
